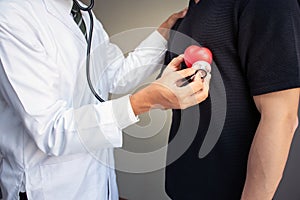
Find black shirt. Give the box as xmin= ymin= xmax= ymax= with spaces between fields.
xmin=164 ymin=0 xmax=300 ymax=199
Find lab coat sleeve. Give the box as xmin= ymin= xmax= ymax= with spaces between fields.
xmin=0 ymin=21 xmax=138 ymax=156
xmin=104 ymin=30 xmax=168 ymax=94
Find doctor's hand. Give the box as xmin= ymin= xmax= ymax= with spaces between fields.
xmin=158 ymin=7 xmax=188 ymax=40
xmin=130 ymin=55 xmax=210 ymax=115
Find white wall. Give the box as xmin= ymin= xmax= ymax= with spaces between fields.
xmin=87 ymin=1 xmax=188 ymax=199
xmin=91 ymin=0 xmax=188 ymax=36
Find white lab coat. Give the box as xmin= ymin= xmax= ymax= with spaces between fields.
xmin=0 ymin=0 xmax=167 ymax=199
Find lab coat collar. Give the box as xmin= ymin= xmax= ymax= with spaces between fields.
xmin=42 ymin=0 xmax=87 ymax=45
xmin=44 ymin=0 xmax=73 ymax=15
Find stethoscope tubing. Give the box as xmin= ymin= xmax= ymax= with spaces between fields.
xmin=73 ymin=0 xmax=105 ymax=102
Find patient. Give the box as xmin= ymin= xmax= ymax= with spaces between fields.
xmin=164 ymin=0 xmax=300 ymax=199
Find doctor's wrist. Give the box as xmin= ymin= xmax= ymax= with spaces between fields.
xmin=130 ymin=86 xmax=154 ymax=116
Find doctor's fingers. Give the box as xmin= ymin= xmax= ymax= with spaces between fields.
xmin=166 ymin=67 xmax=198 ymax=84
xmin=179 ymin=76 xmax=205 ymax=96
xmin=191 ymin=81 xmax=210 ymax=104
xmin=178 ymin=81 xmax=210 ymax=109
xmin=203 ymin=72 xmax=212 ymax=88
xmin=190 ymin=70 xmax=211 ymax=93
xmin=180 ymin=89 xmax=209 ymax=109
xmin=190 ymin=73 xmax=211 ymax=102
xmin=168 ymin=72 xmax=211 ymax=109
xmin=162 ymin=55 xmax=184 ymax=76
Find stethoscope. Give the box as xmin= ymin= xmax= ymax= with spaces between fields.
xmin=73 ymin=0 xmax=209 ymax=102
xmin=73 ymin=0 xmax=105 ymax=102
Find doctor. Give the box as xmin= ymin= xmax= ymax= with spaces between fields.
xmin=0 ymin=0 xmax=210 ymax=200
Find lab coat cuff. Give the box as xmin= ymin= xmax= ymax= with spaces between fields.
xmin=112 ymin=94 xmax=139 ymax=129
xmin=153 ymin=30 xmax=168 ymax=48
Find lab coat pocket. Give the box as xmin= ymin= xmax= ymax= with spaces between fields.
xmin=40 ymin=154 xmax=105 ymax=200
